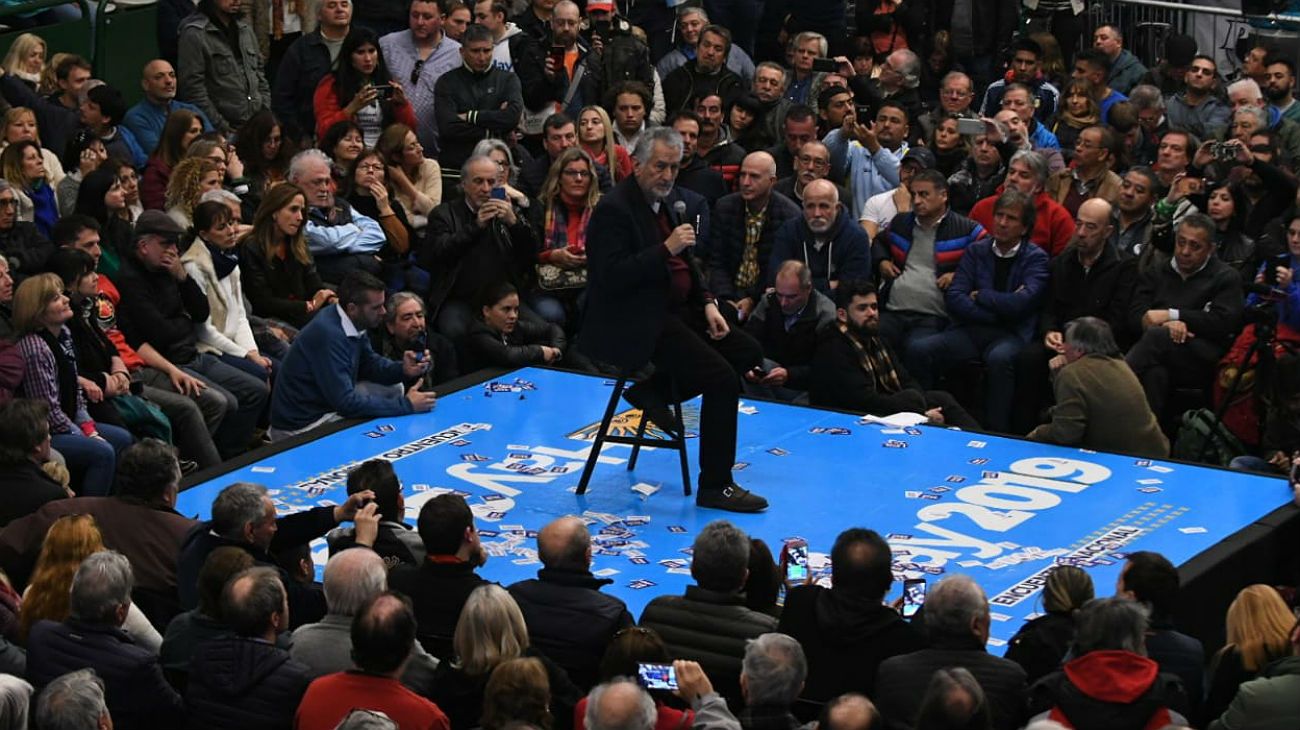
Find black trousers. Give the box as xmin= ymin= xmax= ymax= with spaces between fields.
xmin=1011 ymin=339 xmax=1054 ymax=435
xmin=1125 ymin=326 xmax=1224 ymax=418
xmin=636 ymin=310 xmax=762 ymax=493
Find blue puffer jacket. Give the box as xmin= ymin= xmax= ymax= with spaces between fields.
xmin=945 ymin=237 xmax=1049 ymax=342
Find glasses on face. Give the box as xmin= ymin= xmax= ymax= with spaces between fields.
xmin=561 ymin=168 xmax=591 ymax=179
xmin=357 ymin=162 xmax=384 ymax=173
xmin=797 ymin=155 xmax=829 ymax=168
xmin=0 ymin=198 xmax=17 ymax=208
xmin=410 ymin=58 xmax=425 ymax=85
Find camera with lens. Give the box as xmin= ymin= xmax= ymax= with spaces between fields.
xmin=1211 ymin=142 xmax=1237 ymax=163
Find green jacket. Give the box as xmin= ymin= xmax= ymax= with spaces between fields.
xmin=1028 ymin=354 xmax=1169 ymax=458
xmin=1209 ymin=655 xmax=1300 ymax=730
xmin=176 ymin=10 xmax=271 ymax=133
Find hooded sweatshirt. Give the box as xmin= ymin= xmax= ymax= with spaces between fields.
xmin=1031 ymin=650 xmax=1189 ymax=730
xmin=768 ymin=207 xmax=872 ymax=296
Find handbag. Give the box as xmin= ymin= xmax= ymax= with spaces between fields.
xmin=535 ymin=263 xmax=588 ymax=290
xmin=112 ymin=393 xmax=174 ymax=443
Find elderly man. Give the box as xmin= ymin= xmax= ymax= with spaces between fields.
xmin=768 ymin=179 xmax=871 ymax=297
xmin=735 ymin=634 xmax=808 ymax=730
xmin=585 ymin=664 xmax=743 ymax=730
xmin=1094 ymin=25 xmax=1147 ymax=94
xmin=710 ymin=151 xmax=801 ymax=317
xmin=177 ymin=0 xmax=271 ymax=134
xmin=819 ymin=694 xmax=882 ymax=730
xmin=743 ymin=260 xmax=835 ymax=401
xmin=272 ymin=0 xmax=354 ymax=144
xmin=656 ymin=7 xmax=755 ymax=85
xmin=1029 ymin=317 xmax=1167 ymax=456
xmin=969 ymin=150 xmax=1076 ymax=257
xmin=751 ymin=62 xmax=791 ymax=151
xmin=876 ymin=576 xmax=1028 ymax=730
xmin=980 ymin=38 xmax=1059 ymax=122
xmin=34 ymin=670 xmax=112 ymax=730
xmin=824 ymin=102 xmax=907 ymax=220
xmin=508 ymin=516 xmax=634 ymax=689
xmin=784 ymin=32 xmax=829 ymax=105
xmin=852 ymin=49 xmax=923 ymax=126
xmin=291 ymin=548 xmax=438 ymax=693
xmin=287 ymin=149 xmax=387 ymax=283
xmin=580 ymin=127 xmax=766 ymax=512
xmin=369 ymin=291 xmax=459 ymax=388
xmin=433 ymin=23 xmax=523 ymax=169
xmin=662 ymin=24 xmax=743 ymax=113
xmin=1224 ymin=77 xmax=1300 ymax=162
xmin=1126 ymin=213 xmax=1244 ymax=422
xmin=271 ymin=271 xmax=436 ymax=439
xmin=380 ymin=0 xmax=462 ymax=155
xmin=1044 ymin=126 xmax=1122 ymax=218
xmin=916 ymin=72 xmax=977 ymax=140
xmin=774 ymin=141 xmax=848 ymax=205
xmin=640 ymin=521 xmax=778 ymax=701
xmin=26 ymin=552 xmax=184 ymax=730
xmin=122 ymin=59 xmax=213 ymax=159
xmin=948 ymin=120 xmax=1014 ymax=215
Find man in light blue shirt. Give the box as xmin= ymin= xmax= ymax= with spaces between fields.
xmin=381 ymin=0 xmax=462 ymax=156
xmin=823 ymin=101 xmax=906 ymax=222
xmin=120 ymin=59 xmax=212 ymax=159
xmin=288 ymin=150 xmax=388 ymax=284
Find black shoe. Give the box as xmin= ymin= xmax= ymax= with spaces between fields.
xmin=624 ymin=383 xmax=680 ymax=437
xmin=696 ymin=483 xmax=768 ymax=513
xmin=179 ymin=459 xmax=199 ymax=476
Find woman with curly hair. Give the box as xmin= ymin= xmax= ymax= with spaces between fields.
xmin=141 ymin=109 xmax=203 ymax=211
xmin=164 ymin=158 xmax=223 ymax=230
xmin=17 ymin=514 xmax=160 ymax=650
xmin=313 ymin=27 xmax=416 ymax=146
xmin=376 ymin=123 xmax=440 ymax=230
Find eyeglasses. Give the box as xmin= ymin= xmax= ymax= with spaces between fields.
xmin=561 ymin=169 xmax=591 ymax=179
xmin=0 ymin=199 xmax=16 ymax=208
xmin=410 ymin=58 xmax=425 ymax=85
xmin=357 ymin=163 xmax=384 ymax=173
xmin=796 ymin=155 xmax=829 ymax=168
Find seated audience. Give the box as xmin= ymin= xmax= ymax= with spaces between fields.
xmin=768 ymin=179 xmax=871 ymax=296
xmin=584 ymin=662 xmax=742 ymax=730
xmin=817 ymin=693 xmax=881 ymax=730
xmin=71 ymin=167 xmax=135 ymax=284
xmin=340 ymin=148 xmax=414 ymax=288
xmin=669 ymin=112 xmax=727 ymax=203
xmin=295 ymin=591 xmax=449 ymax=730
xmin=319 ymin=120 xmax=367 ymax=184
xmin=1043 ymin=126 xmax=1122 ymax=218
xmin=326 ymin=459 xmax=425 ymax=567
xmin=0 ymin=178 xmax=52 ymax=282
xmin=239 ymin=183 xmax=336 ymax=330
xmin=1052 ymin=80 xmax=1101 ymax=164
xmin=162 ymin=157 xmax=222 ymax=230
xmin=185 ymin=567 xmax=311 ymax=729
xmin=947 ymin=120 xmax=1012 ymax=216
xmin=742 ymin=260 xmax=835 ymax=401
xmin=287 ymin=148 xmax=387 ymax=283
xmin=778 ymin=528 xmax=924 ymax=702
xmin=481 ymin=656 xmax=553 ymax=730
xmin=578 ymin=106 xmax=633 ymax=183
xmin=270 ymin=271 xmax=434 ymax=439
xmin=773 ymin=141 xmax=848 ymax=206
xmin=140 ymin=109 xmax=203 ymax=211
xmin=234 ymin=110 xmax=294 ymax=203
xmin=1115 ymin=551 xmax=1206 ymax=719
xmin=914 ymin=667 xmax=992 ymax=730
xmin=78 ymin=84 xmax=147 ymax=169
xmin=822 ymin=102 xmax=907 ymax=221
xmin=159 ymin=546 xmax=254 ymax=691
xmin=466 ymin=282 xmax=570 ymax=369
xmin=123 ymin=59 xmax=212 ymax=162
xmin=875 ymin=575 xmax=1028 ymax=730
xmin=969 ymin=150 xmax=1075 ymax=257
xmin=376 ymin=123 xmax=442 ymax=230
xmin=734 ymin=633 xmax=807 ymax=730
xmin=368 ymin=291 xmax=458 ymax=388
xmin=1028 ymin=598 xmax=1189 ymax=728
xmin=860 ymin=146 xmax=934 ymax=242
xmin=388 ymin=493 xmax=489 ymax=659
xmin=54 ymin=130 xmax=106 ymax=227
xmin=710 ymin=151 xmax=801 ymax=319
xmin=33 ymin=668 xmax=109 ymax=730
xmin=1204 ymin=584 xmax=1296 ymax=723
xmin=25 ymin=551 xmax=181 ymax=730
xmin=640 ymin=520 xmax=778 ymax=703
xmin=0 ymin=399 xmax=66 ymax=528
xmin=1112 ymin=166 xmax=1160 ymax=261
xmin=526 ymin=147 xmax=599 ymax=328
xmin=3 ymin=141 xmax=58 ymax=239
xmin=573 ymin=626 xmax=695 ymax=730
xmin=0 ymin=34 xmax=45 ymax=91
xmin=519 ymin=114 xmax=613 ymax=201
xmin=508 ymin=516 xmax=635 ymax=690
xmin=1004 ymin=566 xmax=1094 ymax=685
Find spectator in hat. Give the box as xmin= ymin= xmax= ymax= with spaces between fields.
xmin=1138 ymin=33 xmax=1198 ymax=97
xmin=860 ymin=146 xmax=935 ymax=241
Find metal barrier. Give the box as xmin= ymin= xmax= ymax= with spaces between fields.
xmin=1089 ymin=0 xmax=1300 ymax=73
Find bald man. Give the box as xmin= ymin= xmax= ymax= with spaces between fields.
xmin=819 ymin=694 xmax=881 ymax=730
xmin=709 ymin=151 xmax=802 ymax=319
xmin=1011 ymin=197 xmax=1137 ymax=433
xmin=122 ymin=59 xmax=213 ymax=158
xmin=769 ymin=178 xmax=871 ymax=296
xmin=508 ymin=516 xmax=633 ymax=689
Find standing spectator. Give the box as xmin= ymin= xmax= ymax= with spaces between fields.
xmin=271 ymin=0 xmax=353 ymax=146
xmin=1004 ymin=565 xmax=1094 ymax=685
xmin=24 ymin=552 xmax=182 ymax=730
xmin=239 ymin=183 xmax=334 ymax=330
xmin=177 ymin=0 xmax=273 ymax=135
xmin=313 ymin=28 xmax=418 ymax=146
xmin=1093 ymin=25 xmax=1147 ymax=95
xmin=122 ymin=60 xmax=213 ymax=160
xmin=380 ymin=0 xmax=462 ymax=157
xmin=0 ymin=399 xmax=66 ymax=529
xmin=767 ymin=179 xmax=871 ymax=296
xmin=969 ymin=150 xmax=1076 ymax=257
xmin=783 ymin=33 xmax=828 ymax=107
xmin=185 ymin=567 xmax=312 ymax=729
xmin=710 ymin=151 xmax=801 ymax=319
xmin=1138 ymin=33 xmax=1197 ymax=97
xmin=875 ymin=575 xmax=1028 ymax=730
xmin=661 ymin=25 xmax=743 ymax=114
xmin=2 ymin=141 xmax=57 ymax=238
xmin=1205 ymin=584 xmax=1296 ymax=724
xmin=1044 ymin=126 xmax=1121 ymax=218
xmin=656 ymin=8 xmax=755 ymax=88
xmin=13 ymin=275 xmax=133 ymax=495
xmin=433 ymin=24 xmax=523 ymax=170
xmin=777 ymin=527 xmax=924 ymax=702
xmin=981 ymin=38 xmax=1060 ymax=122
xmin=1115 ymin=551 xmax=1207 ymax=720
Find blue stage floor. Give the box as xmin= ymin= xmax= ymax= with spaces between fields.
xmin=178 ymin=367 xmax=1291 ymax=647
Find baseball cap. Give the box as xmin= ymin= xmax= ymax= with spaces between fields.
xmin=588 ymin=0 xmax=614 ymax=13
xmin=900 ymin=146 xmax=936 ymax=171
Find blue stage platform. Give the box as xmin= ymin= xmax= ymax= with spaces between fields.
xmin=178 ymin=367 xmax=1293 ymax=647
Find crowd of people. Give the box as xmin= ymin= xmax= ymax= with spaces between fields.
xmin=0 ymin=0 xmax=1297 ymax=726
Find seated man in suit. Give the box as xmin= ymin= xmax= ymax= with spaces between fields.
xmin=580 ymin=126 xmax=766 ymax=513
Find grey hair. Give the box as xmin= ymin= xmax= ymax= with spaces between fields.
xmin=1226 ymin=77 xmax=1263 ymax=103
xmin=585 ymin=679 xmax=657 ymax=730
xmin=1008 ymin=149 xmax=1050 ymax=188
xmin=1127 ymin=84 xmax=1165 ymax=111
xmin=940 ymin=71 xmax=973 ymax=93
xmin=472 ymin=138 xmax=515 ymax=174
xmin=70 ymin=551 xmax=134 ymax=624
xmin=776 ymin=260 xmax=813 ymax=289
xmin=461 ymin=154 xmax=502 ymax=187
xmin=0 ymin=672 xmax=31 ymax=729
xmin=755 ymin=61 xmax=787 ymax=85
xmin=199 ymin=188 xmax=241 ymax=206
xmin=1177 ymin=211 xmax=1217 ymax=243
xmin=1234 ymin=104 xmax=1267 ymax=130
xmin=34 ymin=669 xmax=106 ymax=730
xmin=324 ymin=548 xmax=388 ymax=616
xmin=1064 ymin=316 xmax=1121 ymax=357
xmin=1074 ymin=597 xmax=1149 ymax=655
xmin=890 ymin=50 xmax=922 ymax=89
xmin=742 ymin=633 xmax=807 ymax=705
xmin=383 ymin=291 xmax=425 ymax=325
xmin=916 ymin=667 xmax=987 ymax=728
xmin=691 ymin=520 xmax=750 ymax=592
xmin=334 ymin=710 xmax=400 ymax=730
xmin=792 ymin=32 xmax=827 ymax=57
xmin=0 ymin=179 xmax=12 ymax=196
xmin=678 ymin=6 xmax=708 ymax=23
xmin=632 ymin=126 xmax=684 ymax=164
xmin=288 ymin=148 xmax=332 ymax=183
xmin=223 ymin=566 xmax=287 ymax=638
xmin=923 ymin=575 xmax=988 ymax=641
xmin=211 ymin=482 xmax=269 ymax=540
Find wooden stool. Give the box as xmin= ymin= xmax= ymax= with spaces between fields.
xmin=575 ymin=376 xmax=692 ymax=496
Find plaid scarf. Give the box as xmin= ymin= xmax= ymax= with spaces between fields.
xmin=838 ymin=321 xmax=902 ymax=394
xmin=543 ymin=199 xmax=591 ymax=253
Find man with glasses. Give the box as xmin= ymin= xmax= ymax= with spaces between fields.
xmin=271 ymin=0 xmax=353 ymax=145
xmin=1045 ymin=126 xmax=1122 ymax=218
xmin=1224 ymin=77 xmax=1300 ymax=165
xmin=0 ymin=180 xmax=52 ymax=283
xmin=948 ymin=120 xmax=1014 ymax=215
xmin=774 ymin=141 xmax=848 ymax=205
xmin=1166 ymin=55 xmax=1231 ymax=139
xmin=980 ymin=37 xmax=1060 ymax=123
xmin=917 ymin=72 xmax=977 ymax=141
xmin=381 ymin=0 xmax=462 ymax=156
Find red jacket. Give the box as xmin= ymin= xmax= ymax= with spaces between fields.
xmin=969 ymin=188 xmax=1076 ymax=257
xmin=313 ymin=74 xmax=419 ymax=142
xmin=296 ymin=671 xmax=451 ymax=730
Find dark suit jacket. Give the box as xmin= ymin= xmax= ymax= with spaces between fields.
xmin=579 ymin=177 xmax=711 ymax=370
xmin=875 ymin=639 xmax=1029 ymax=730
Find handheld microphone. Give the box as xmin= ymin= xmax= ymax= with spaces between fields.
xmin=672 ymin=200 xmax=687 ymax=226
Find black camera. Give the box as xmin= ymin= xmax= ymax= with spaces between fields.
xmin=1211 ymin=142 xmax=1237 ymax=163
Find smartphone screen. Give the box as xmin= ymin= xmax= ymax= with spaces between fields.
xmin=490 ymin=187 xmax=508 ymax=201
xmin=637 ymin=663 xmax=678 ymax=691
xmin=956 ymin=117 xmax=985 ymax=136
xmin=784 ymin=539 xmax=809 ymax=582
xmin=811 ymin=57 xmax=838 ymax=73
xmin=902 ymin=578 xmax=927 ymax=618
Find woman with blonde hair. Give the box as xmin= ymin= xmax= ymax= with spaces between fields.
xmin=17 ymin=514 xmax=159 ymax=649
xmin=0 ymin=108 xmax=63 ymax=188
xmin=1 ymin=141 xmax=58 ymax=237
xmin=1 ymin=34 xmax=45 ymax=90
xmin=577 ymin=106 xmax=632 ymax=182
xmin=1004 ymin=565 xmax=1094 ymax=683
xmin=164 ymin=158 xmax=223 ymax=229
xmin=377 ymin=123 xmax=441 ymax=230
xmin=239 ymin=183 xmax=334 ymax=329
xmin=1052 ymin=79 xmax=1101 ymax=163
xmin=430 ymin=585 xmax=579 ymax=730
xmin=526 ymin=147 xmax=597 ymax=328
xmin=1205 ymin=584 xmax=1296 ymax=721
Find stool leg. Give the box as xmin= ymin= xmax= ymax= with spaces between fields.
xmin=673 ymin=400 xmax=692 ymax=496
xmin=628 ymin=408 xmax=649 ymax=471
xmin=577 ymin=378 xmax=627 ymax=495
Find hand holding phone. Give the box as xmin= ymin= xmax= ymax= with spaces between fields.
xmin=782 ymin=538 xmax=809 ymax=584
xmin=637 ymin=663 xmax=679 ymax=691
xmin=902 ymin=578 xmax=927 ymax=618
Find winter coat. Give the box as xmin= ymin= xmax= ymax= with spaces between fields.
xmin=185 ymin=635 xmax=311 ymax=730
xmin=508 ymin=568 xmax=635 ymax=690
xmin=176 ymin=10 xmax=271 ymax=133
xmin=768 ymin=207 xmax=872 ymax=296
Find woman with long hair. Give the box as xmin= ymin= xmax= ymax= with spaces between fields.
xmin=141 ymin=109 xmax=203 ymax=211
xmin=74 ymin=167 xmax=134 ymax=280
xmin=1 ymin=34 xmax=46 ymax=90
xmin=318 ymin=120 xmax=365 ymax=185
xmin=313 ymin=27 xmax=416 ymax=146
xmin=1205 ymin=182 xmax=1256 ymax=285
xmin=182 ymin=200 xmax=274 ymax=379
xmin=235 ymin=110 xmax=295 ymax=199
xmin=2 ymin=140 xmax=58 ymax=238
xmin=1003 ymin=565 xmax=1094 ymax=684
xmin=18 ymin=515 xmax=160 ymax=650
xmin=482 ymin=657 xmax=552 ymax=730
xmin=929 ymin=114 xmax=972 ymax=178
xmin=376 ymin=123 xmax=441 ymax=230
xmin=577 ymin=106 xmax=632 ymax=182
xmin=472 ymin=138 xmax=529 ymax=208
xmin=164 ymin=158 xmax=223 ymax=230
xmin=56 ymin=128 xmax=107 ymax=216
xmin=527 ymin=147 xmax=596 ymax=328
xmin=0 ymin=107 xmax=64 ymax=187
xmin=1052 ymin=79 xmax=1100 ymax=163
xmin=341 ymin=148 xmax=415 ymax=290
xmin=240 ymin=184 xmax=335 ymax=329
xmin=13 ymin=275 xmax=133 ymax=497
xmin=1030 ymin=32 xmax=1068 ymax=91
xmin=1205 ymin=584 xmax=1295 ymax=721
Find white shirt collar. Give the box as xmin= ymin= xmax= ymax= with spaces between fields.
xmin=337 ymin=303 xmax=362 ymax=338
xmin=992 ymin=240 xmax=1022 ymax=258
xmin=1171 ymin=256 xmax=1209 ymax=279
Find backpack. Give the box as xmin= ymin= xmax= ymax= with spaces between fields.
xmin=1173 ymin=408 xmax=1247 ymax=466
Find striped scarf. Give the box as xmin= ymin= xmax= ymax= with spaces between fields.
xmin=838 ymin=321 xmax=902 ymax=394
